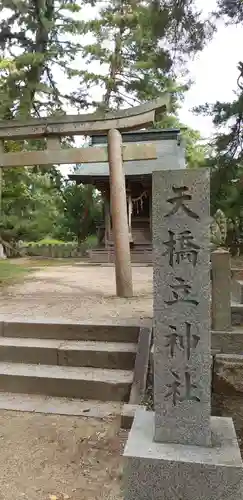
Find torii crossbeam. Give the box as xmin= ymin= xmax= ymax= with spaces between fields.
xmin=0 ymin=93 xmax=170 ymax=298
xmin=0 ymin=94 xmax=169 ymax=140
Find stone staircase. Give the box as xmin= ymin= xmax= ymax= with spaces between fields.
xmin=0 ymin=322 xmax=139 ymax=415
xmin=88 ymin=245 xmax=152 ymax=264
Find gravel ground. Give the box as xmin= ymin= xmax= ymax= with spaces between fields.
xmin=0 ymin=411 xmax=126 ymax=500
xmin=0 ymin=264 xmax=153 ymax=323
xmin=2 ymin=255 xmax=242 ymax=326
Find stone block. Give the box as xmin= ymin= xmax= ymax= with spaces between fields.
xmin=232 ymin=280 xmax=243 ymax=305
xmin=211 ymin=330 xmax=243 ymax=354
xmin=211 ymin=249 xmax=232 ymax=331
xmin=123 ymin=410 xmax=243 ymax=500
xmin=231 ymin=304 xmax=243 ymax=326
xmin=214 ymin=354 xmax=243 ymax=395
xmin=153 ymin=169 xmax=211 ymax=446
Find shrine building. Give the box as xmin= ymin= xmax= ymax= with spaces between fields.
xmin=69 ymin=128 xmax=185 ymax=263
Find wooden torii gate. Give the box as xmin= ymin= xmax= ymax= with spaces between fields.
xmin=0 ymin=93 xmax=169 ymax=298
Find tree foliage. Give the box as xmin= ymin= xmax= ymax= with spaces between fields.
xmin=56 ymin=181 xmax=102 ymax=243
xmin=79 ymin=0 xmax=209 ymax=165
xmin=0 ymin=0 xmax=213 ymax=248
xmin=0 ymin=0 xmax=91 ymax=245
xmin=1 ymin=167 xmax=63 ymax=242
xmin=0 ymin=0 xmax=91 ymax=118
xmin=79 ymin=0 xmax=212 ymax=107
xmin=215 ymin=0 xmax=243 ymax=23
xmin=194 ymin=0 xmax=243 ymax=222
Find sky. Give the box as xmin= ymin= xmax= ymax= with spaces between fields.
xmin=179 ymin=0 xmax=243 ymax=138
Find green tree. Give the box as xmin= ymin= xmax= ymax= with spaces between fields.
xmin=79 ymin=0 xmax=209 ymax=165
xmin=0 ymin=0 xmax=89 ymax=246
xmin=80 ymin=0 xmax=212 ymax=108
xmin=1 ymin=166 xmax=63 ymax=242
xmin=0 ymin=0 xmax=91 ymax=118
xmin=0 ymin=0 xmax=213 ymax=249
xmin=56 ymin=181 xmax=102 ymax=243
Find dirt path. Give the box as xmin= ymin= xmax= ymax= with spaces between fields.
xmin=0 ymin=411 xmax=126 ymax=500
xmin=0 ymin=264 xmax=153 ymax=323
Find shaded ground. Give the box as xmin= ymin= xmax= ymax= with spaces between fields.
xmin=0 ymin=411 xmax=126 ymax=500
xmin=0 ymin=260 xmax=144 ymax=499
xmin=0 ymin=260 xmax=153 ymax=323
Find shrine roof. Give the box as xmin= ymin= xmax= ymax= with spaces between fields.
xmin=69 ymin=128 xmax=186 ymax=181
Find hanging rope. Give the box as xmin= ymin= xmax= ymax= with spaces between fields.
xmin=131 ymin=190 xmax=148 ymax=214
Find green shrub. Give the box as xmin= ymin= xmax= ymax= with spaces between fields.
xmin=23 ymin=238 xmax=72 ymax=247
xmin=85 ymin=235 xmax=98 ymax=249
xmin=19 ymin=235 xmax=98 ymax=258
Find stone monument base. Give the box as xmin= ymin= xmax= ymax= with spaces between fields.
xmin=123 ymin=410 xmax=243 ymax=500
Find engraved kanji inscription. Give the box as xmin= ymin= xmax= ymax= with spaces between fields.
xmin=163 ymin=230 xmax=200 ymax=268
xmin=165 ymin=186 xmax=200 ymax=220
xmin=165 ymin=325 xmax=184 ymax=358
xmin=165 ymin=276 xmax=199 ymax=306
xmin=165 ymin=370 xmax=181 ymax=406
xmin=184 ymin=369 xmax=200 ymax=403
xmin=165 ymin=368 xmax=200 ymax=406
xmin=165 ymin=322 xmax=200 ymax=360
xmin=185 ymin=322 xmax=200 ymax=361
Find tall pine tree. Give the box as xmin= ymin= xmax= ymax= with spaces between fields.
xmin=0 ymin=0 xmax=89 ymax=245
xmin=78 ymin=0 xmax=209 ymax=165
xmin=0 ymin=0 xmax=92 ymax=118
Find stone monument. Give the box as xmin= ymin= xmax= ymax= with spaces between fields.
xmin=123 ymin=169 xmax=243 ymax=500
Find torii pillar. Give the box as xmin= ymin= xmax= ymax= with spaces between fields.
xmin=108 ymin=129 xmax=133 ymax=298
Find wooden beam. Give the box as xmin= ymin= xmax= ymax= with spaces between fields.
xmin=0 ymin=94 xmax=170 ymax=140
xmin=0 ymin=143 xmax=157 ymax=168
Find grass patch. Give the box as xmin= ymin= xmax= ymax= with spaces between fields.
xmin=9 ymin=257 xmax=83 ymax=268
xmin=0 ymin=260 xmax=33 ymax=287
xmin=25 ymin=258 xmax=82 ymax=267
xmin=0 ymin=256 xmax=88 ymax=287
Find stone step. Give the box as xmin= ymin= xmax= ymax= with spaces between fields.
xmin=0 ymin=362 xmax=133 ymax=401
xmin=89 ymin=249 xmax=152 ymax=264
xmin=0 ymin=337 xmax=137 ymax=370
xmin=232 ymin=280 xmax=243 ymax=304
xmin=0 ymin=392 xmax=140 ymax=428
xmin=231 ymin=302 xmax=243 ymax=326
xmin=2 ymin=321 xmax=139 ymax=343
xmin=0 ymin=392 xmax=123 ymax=417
